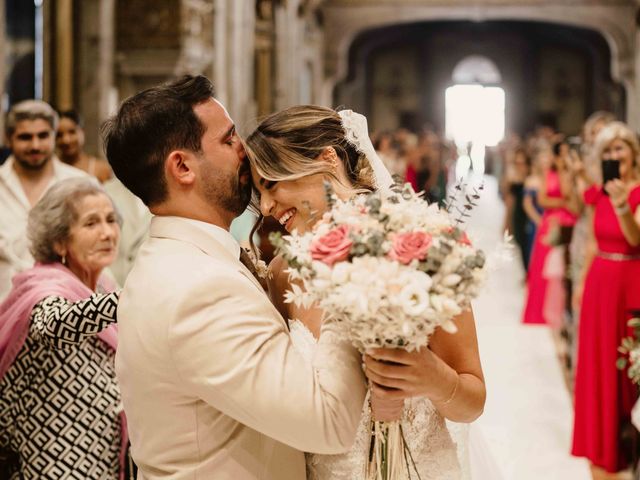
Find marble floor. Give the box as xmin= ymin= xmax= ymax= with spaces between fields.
xmin=464 ymin=175 xmax=591 ymax=480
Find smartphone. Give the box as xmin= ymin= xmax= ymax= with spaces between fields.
xmin=567 ymin=136 xmax=582 ymax=154
xmin=601 ymin=159 xmax=620 ymax=191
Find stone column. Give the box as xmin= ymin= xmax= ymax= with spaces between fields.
xmin=212 ymin=0 xmax=229 ymax=107
xmin=222 ymin=0 xmax=256 ymax=133
xmin=77 ymin=0 xmax=115 ymax=156
xmin=274 ymin=0 xmax=301 ymax=110
xmin=55 ymin=0 xmax=74 ymax=109
xmin=175 ymin=0 xmax=215 ymax=77
xmin=254 ymin=0 xmax=276 ymax=118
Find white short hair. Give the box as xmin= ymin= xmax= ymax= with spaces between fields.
xmin=28 ymin=178 xmax=122 ymax=263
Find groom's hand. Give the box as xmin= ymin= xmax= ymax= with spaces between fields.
xmin=369 ymin=383 xmax=404 ymax=421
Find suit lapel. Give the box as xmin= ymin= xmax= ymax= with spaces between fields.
xmin=149 ymin=216 xmax=265 ymax=293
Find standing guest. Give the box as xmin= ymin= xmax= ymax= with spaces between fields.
xmin=572 ymin=122 xmax=640 ymax=477
xmin=522 ymin=151 xmax=545 ymax=270
xmin=0 ymin=100 xmax=86 ymax=300
xmin=57 ymin=110 xmax=113 ymax=183
xmin=522 ymin=143 xmax=578 ymax=324
xmin=0 ymin=177 xmax=127 ymax=479
xmin=504 ymin=148 xmax=531 ymax=271
xmin=570 ymin=112 xmax=616 ymax=310
xmin=373 ymin=131 xmax=404 ymax=178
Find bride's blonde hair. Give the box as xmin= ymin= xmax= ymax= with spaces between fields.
xmin=245 ymin=105 xmax=376 ymax=254
xmin=245 ymin=105 xmax=375 ymax=193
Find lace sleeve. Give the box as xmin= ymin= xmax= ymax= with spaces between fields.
xmin=29 ymin=291 xmax=120 ymax=349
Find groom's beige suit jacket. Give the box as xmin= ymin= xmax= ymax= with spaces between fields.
xmin=115 ymin=216 xmax=365 ymax=479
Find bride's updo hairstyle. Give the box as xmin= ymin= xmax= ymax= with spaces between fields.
xmin=245 ymin=105 xmax=376 ymax=199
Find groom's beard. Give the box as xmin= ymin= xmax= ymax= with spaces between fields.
xmin=201 ymin=162 xmax=252 ymax=216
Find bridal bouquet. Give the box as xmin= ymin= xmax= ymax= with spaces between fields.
xmin=271 ymin=182 xmax=488 ymax=479
xmin=617 ymin=313 xmax=640 ymax=384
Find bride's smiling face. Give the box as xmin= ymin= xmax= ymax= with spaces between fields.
xmin=251 ymin=165 xmax=330 ymax=233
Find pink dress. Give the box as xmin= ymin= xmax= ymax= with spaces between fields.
xmin=572 ymin=185 xmax=640 ymax=473
xmin=522 ymin=170 xmax=577 ymax=324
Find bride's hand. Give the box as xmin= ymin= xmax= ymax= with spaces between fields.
xmin=363 ymin=346 xmax=457 ymax=403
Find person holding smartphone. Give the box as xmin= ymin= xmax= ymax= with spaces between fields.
xmin=571 ymin=121 xmax=640 ymax=476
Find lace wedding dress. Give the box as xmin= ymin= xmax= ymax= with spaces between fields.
xmin=289 ymin=319 xmax=470 ymax=480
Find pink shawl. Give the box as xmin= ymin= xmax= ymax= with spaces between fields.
xmin=0 ymin=262 xmax=128 ymax=479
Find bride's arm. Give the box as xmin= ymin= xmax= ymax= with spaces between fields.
xmin=363 ymin=308 xmax=486 ymax=423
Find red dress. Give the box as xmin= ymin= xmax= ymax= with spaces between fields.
xmin=522 ymin=170 xmax=577 ymax=324
xmin=572 ymin=185 xmax=640 ymax=472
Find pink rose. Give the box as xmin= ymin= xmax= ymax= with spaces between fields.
xmin=388 ymin=232 xmax=432 ymax=264
xmin=310 ymin=225 xmax=353 ymax=266
xmin=459 ymin=232 xmax=472 ymax=246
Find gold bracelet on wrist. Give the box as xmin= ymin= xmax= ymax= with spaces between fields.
xmin=440 ymin=373 xmax=460 ymax=406
xmin=615 ymin=202 xmax=630 ymax=216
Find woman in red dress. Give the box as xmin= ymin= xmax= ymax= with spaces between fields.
xmin=522 ymin=146 xmax=578 ymax=324
xmin=572 ymin=121 xmax=640 ymax=475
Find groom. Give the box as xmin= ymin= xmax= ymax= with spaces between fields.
xmin=102 ymin=75 xmax=365 ymax=479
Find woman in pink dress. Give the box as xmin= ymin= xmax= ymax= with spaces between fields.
xmin=572 ymin=122 xmax=640 ymax=475
xmin=522 ymin=146 xmax=578 ymax=324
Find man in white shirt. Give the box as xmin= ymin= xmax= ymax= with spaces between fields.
xmin=0 ymin=100 xmax=86 ymax=299
xmin=103 ymin=75 xmax=365 ymax=479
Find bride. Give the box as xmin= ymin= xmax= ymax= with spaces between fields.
xmin=245 ymin=105 xmax=489 ymax=480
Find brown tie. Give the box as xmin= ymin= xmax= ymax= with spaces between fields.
xmin=239 ymin=248 xmax=265 ymax=288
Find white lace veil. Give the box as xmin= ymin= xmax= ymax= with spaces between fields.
xmin=338 ymin=109 xmax=394 ymax=192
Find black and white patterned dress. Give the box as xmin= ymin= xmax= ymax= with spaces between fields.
xmin=0 ymin=292 xmax=121 ymax=479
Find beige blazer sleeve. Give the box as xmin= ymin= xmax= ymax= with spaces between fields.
xmin=167 ymin=266 xmax=366 ymax=455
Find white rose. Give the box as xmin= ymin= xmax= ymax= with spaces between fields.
xmin=399 ymin=284 xmax=430 ymax=316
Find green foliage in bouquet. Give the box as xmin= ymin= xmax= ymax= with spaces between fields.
xmin=618 ymin=316 xmax=640 ymax=384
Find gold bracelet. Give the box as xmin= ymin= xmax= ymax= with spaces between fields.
xmin=441 ymin=373 xmax=460 ymax=406
xmin=615 ymin=202 xmax=630 ymax=216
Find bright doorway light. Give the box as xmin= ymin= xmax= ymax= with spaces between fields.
xmin=445 ymin=84 xmax=505 ymax=147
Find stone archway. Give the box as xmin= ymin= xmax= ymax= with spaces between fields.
xmin=321 ymin=0 xmax=638 ymax=127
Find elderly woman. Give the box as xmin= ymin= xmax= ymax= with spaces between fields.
xmin=0 ymin=178 xmax=126 ymax=479
xmin=571 ymin=122 xmax=640 ymax=476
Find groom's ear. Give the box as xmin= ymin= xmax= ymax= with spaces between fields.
xmin=165 ymin=150 xmax=197 ymax=187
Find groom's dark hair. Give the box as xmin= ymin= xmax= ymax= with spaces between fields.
xmin=101 ymin=75 xmax=214 ymax=206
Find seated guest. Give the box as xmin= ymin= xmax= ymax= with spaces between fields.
xmin=57 ymin=110 xmax=112 ymax=183
xmin=0 ymin=177 xmax=127 ymax=479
